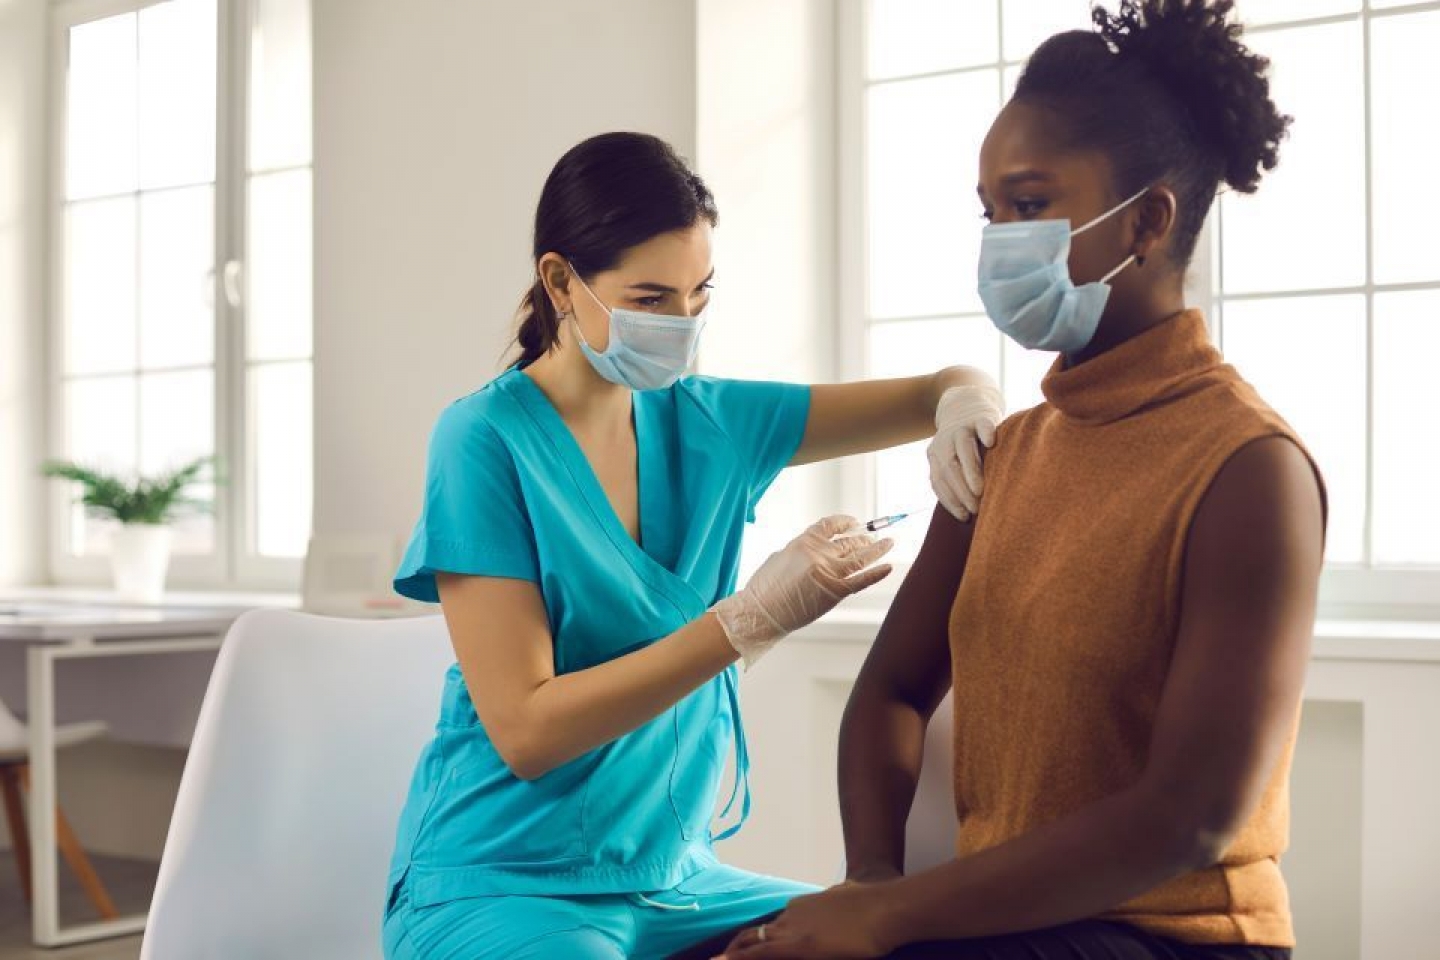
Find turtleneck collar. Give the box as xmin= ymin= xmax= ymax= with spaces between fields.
xmin=1039 ymin=310 xmax=1220 ymax=426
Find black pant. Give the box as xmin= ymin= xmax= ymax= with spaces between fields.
xmin=667 ymin=918 xmax=1291 ymax=960
xmin=882 ymin=920 xmax=1289 ymax=959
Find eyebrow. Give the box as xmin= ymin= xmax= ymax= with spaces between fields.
xmin=626 ymin=269 xmax=716 ymax=294
xmin=976 ymin=169 xmax=1055 ymax=197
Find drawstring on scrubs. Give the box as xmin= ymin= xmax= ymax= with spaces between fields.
xmin=630 ymin=892 xmax=702 ymax=912
xmin=710 ymin=668 xmax=751 ymax=844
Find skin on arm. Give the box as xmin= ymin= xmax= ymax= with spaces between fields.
xmin=793 ymin=368 xmax=995 ymax=469
xmin=838 ymin=505 xmax=974 ymax=883
xmin=438 ymin=574 xmax=738 ymax=781
xmin=722 ymin=436 xmax=1324 ymax=958
xmin=438 ymin=523 xmax=894 ymax=783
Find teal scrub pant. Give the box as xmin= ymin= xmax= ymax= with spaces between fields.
xmin=382 ymin=864 xmax=816 ymax=960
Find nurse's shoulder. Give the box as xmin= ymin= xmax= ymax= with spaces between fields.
xmin=426 ymin=370 xmax=529 ymax=460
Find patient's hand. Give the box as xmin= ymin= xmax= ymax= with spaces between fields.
xmin=713 ymin=880 xmax=901 ymax=960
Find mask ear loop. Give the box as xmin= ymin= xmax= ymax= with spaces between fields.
xmin=1075 ymin=186 xmax=1150 ymax=284
xmin=1071 ymin=186 xmax=1149 ymax=237
xmin=563 ymin=261 xmax=613 ymax=353
xmin=1099 ymin=254 xmax=1137 ymax=284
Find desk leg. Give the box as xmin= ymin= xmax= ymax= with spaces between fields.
xmin=27 ymin=644 xmax=146 ymax=945
xmin=26 ymin=644 xmax=61 ymax=945
xmin=25 ymin=638 xmax=217 ymax=947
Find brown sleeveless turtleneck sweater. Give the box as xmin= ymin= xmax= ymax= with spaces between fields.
xmin=949 ymin=310 xmax=1323 ymax=947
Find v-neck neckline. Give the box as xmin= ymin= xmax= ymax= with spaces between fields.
xmin=508 ymin=368 xmax=669 ymax=572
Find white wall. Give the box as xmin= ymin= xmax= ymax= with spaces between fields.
xmin=0 ymin=0 xmax=47 ymax=588
xmin=310 ymin=0 xmax=699 ymax=542
xmin=695 ymin=0 xmax=843 ymax=560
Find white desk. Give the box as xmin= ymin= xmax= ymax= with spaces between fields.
xmin=0 ymin=601 xmax=252 ymax=948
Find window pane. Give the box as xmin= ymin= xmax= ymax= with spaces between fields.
xmin=1370 ymin=11 xmax=1440 ymax=286
xmin=137 ymin=0 xmax=217 ymax=189
xmin=868 ymin=72 xmax=999 ymax=320
xmin=1001 ymin=337 xmax=1056 ymax=414
xmin=250 ymin=362 xmax=312 ymax=558
xmin=65 ymin=14 xmax=137 ymax=200
xmin=1238 ymin=0 xmax=1358 ymax=26
xmin=873 ymin=437 xmax=931 ymax=561
xmin=140 ymin=370 xmax=215 ymax=554
xmin=1002 ymin=0 xmax=1094 ymax=62
xmin=867 ymin=0 xmax=997 ymax=79
xmin=64 ymin=376 xmax=137 ymax=556
xmin=64 ymin=197 xmax=137 ymax=376
xmin=247 ymin=169 xmax=313 ymax=360
xmin=140 ymin=186 xmax=214 ymax=369
xmin=249 ymin=0 xmax=313 ymax=170
xmin=1221 ymin=295 xmax=1366 ymax=563
xmin=870 ymin=318 xmax=998 ymax=559
xmin=1219 ymin=22 xmax=1364 ymax=294
xmin=868 ymin=317 xmax=1000 ymax=380
xmin=1373 ymin=291 xmax=1440 ymax=565
xmin=64 ymin=376 xmax=137 ymax=474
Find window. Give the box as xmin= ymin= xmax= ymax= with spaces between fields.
xmin=49 ymin=0 xmax=313 ymax=589
xmin=845 ymin=1 xmax=1440 ymax=614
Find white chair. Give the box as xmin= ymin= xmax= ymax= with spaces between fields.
xmin=832 ymin=691 xmax=957 ymax=882
xmin=0 ymin=697 xmax=117 ymax=919
xmin=140 ymin=608 xmax=454 ymax=960
xmin=903 ymin=690 xmax=958 ymax=874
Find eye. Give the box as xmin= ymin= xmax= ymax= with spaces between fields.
xmin=980 ymin=208 xmax=994 ymax=222
xmin=634 ymin=295 xmax=666 ymax=309
xmin=1014 ymin=198 xmax=1049 ymax=218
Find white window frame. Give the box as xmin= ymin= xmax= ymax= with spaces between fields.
xmin=45 ymin=0 xmax=309 ymax=592
xmin=837 ymin=0 xmax=1440 ymax=620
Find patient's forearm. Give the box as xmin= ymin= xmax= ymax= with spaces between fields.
xmin=838 ymin=686 xmax=929 ymax=881
xmin=875 ymin=783 xmax=1216 ymax=945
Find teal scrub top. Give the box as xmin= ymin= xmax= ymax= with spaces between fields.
xmin=387 ymin=367 xmax=811 ymax=907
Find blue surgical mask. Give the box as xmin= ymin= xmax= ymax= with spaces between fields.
xmin=568 ymin=267 xmax=706 ymax=391
xmin=977 ymin=187 xmax=1147 ymax=354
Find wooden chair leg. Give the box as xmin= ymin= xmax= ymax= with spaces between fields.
xmin=0 ymin=765 xmax=32 ymax=903
xmin=16 ymin=764 xmax=120 ymax=920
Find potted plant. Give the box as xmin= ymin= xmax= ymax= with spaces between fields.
xmin=41 ymin=457 xmax=216 ymax=603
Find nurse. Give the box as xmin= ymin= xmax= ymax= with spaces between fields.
xmin=380 ymin=131 xmax=1006 ymax=960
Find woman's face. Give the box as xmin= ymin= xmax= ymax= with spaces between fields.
xmin=560 ymin=221 xmax=714 ymax=351
xmin=976 ymin=99 xmax=1143 ymax=292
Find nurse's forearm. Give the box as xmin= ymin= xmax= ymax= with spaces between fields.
xmin=513 ymin=613 xmax=738 ymax=779
xmin=791 ymin=365 xmax=992 ymax=466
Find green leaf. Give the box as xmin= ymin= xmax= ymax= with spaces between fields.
xmin=41 ymin=456 xmax=220 ymax=525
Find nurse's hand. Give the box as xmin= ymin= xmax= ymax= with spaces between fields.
xmin=711 ymin=515 xmax=893 ymax=668
xmin=927 ymin=381 xmax=1004 ymax=522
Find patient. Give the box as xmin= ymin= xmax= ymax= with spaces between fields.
xmin=698 ymin=1 xmax=1327 ymax=958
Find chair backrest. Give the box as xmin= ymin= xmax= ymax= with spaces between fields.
xmin=904 ymin=690 xmax=958 ymax=874
xmin=140 ymin=608 xmax=453 ymax=960
xmin=0 ymin=696 xmax=26 ymax=754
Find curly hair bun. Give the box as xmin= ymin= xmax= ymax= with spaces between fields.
xmin=1094 ymin=0 xmax=1291 ymax=194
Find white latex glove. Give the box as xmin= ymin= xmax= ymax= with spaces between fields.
xmin=710 ymin=515 xmax=895 ymax=668
xmin=927 ymin=381 xmax=1005 ymax=522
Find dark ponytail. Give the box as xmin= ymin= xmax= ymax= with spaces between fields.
xmin=512 ymin=132 xmax=718 ymax=369
xmin=1013 ymin=0 xmax=1291 ymax=268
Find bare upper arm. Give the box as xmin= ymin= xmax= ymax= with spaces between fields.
xmin=436 ymin=573 xmax=554 ymax=761
xmin=1141 ymin=436 xmax=1325 ymax=840
xmin=853 ymin=504 xmax=977 ymax=715
xmin=792 ymin=377 xmax=935 ymax=467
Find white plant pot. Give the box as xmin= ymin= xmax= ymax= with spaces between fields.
xmin=110 ymin=524 xmax=173 ymax=604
